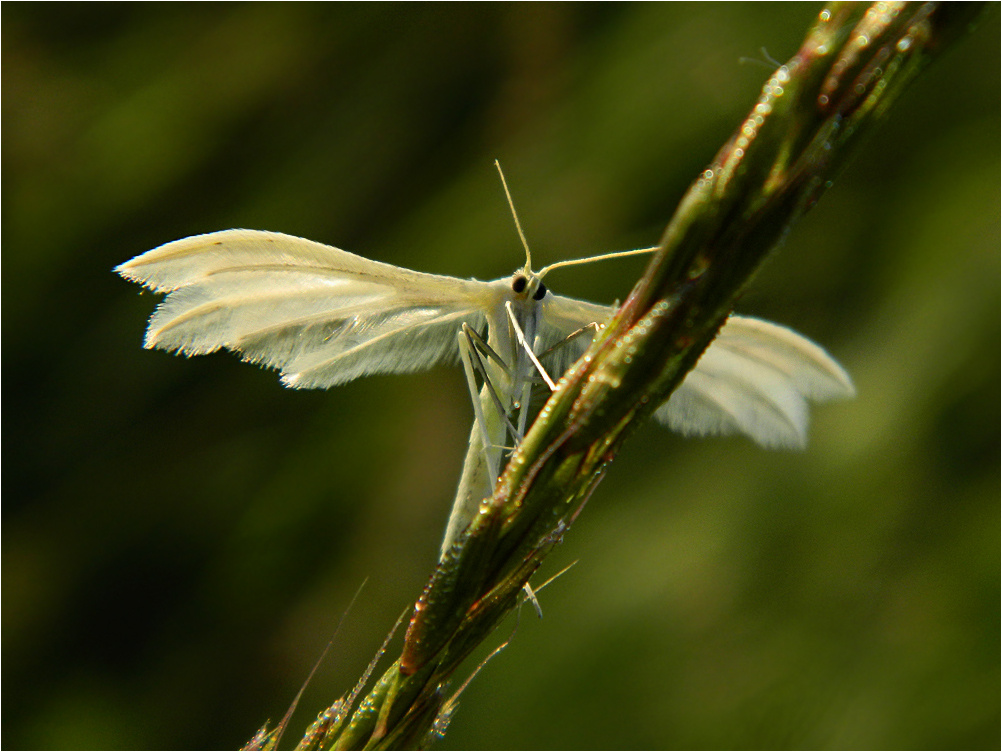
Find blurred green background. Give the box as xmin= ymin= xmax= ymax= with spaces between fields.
xmin=3 ymin=4 xmax=998 ymax=749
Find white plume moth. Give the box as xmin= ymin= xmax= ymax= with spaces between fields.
xmin=116 ymin=171 xmax=854 ymax=554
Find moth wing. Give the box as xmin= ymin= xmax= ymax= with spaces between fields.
xmin=655 ymin=315 xmax=855 ymax=449
xmin=116 ymin=229 xmax=492 ymax=388
xmin=535 ymin=295 xmax=854 ymax=449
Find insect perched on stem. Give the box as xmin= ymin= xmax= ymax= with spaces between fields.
xmin=116 ymin=165 xmax=854 ymax=554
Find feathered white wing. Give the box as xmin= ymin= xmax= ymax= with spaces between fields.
xmin=542 ymin=296 xmax=854 ymax=449
xmin=116 ymin=230 xmax=490 ymax=388
xmin=656 ymin=315 xmax=854 ymax=449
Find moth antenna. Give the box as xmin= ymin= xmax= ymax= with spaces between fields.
xmin=493 ymin=159 xmax=657 ymax=279
xmin=494 ymin=159 xmax=533 ymax=273
xmin=538 ymin=245 xmax=661 ymax=279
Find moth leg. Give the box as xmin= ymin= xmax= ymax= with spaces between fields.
xmin=537 ymin=321 xmax=602 ymax=362
xmin=458 ymin=328 xmax=501 ymax=484
xmin=460 ymin=324 xmax=521 ymax=447
xmin=458 ymin=328 xmax=521 ymax=465
xmin=464 ymin=323 xmax=515 ymax=378
xmin=512 ymin=315 xmax=604 ymax=436
xmin=522 ymin=322 xmax=604 ymax=413
xmin=443 ymin=326 xmax=523 ymax=559
xmin=465 ymin=323 xmax=534 ymax=444
xmin=504 ymin=301 xmax=556 ymax=391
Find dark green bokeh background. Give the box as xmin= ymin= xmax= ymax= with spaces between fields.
xmin=3 ymin=4 xmax=998 ymax=749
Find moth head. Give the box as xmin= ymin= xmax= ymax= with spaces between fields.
xmin=511 ymin=270 xmax=548 ymax=301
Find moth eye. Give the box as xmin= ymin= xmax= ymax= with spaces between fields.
xmin=512 ymin=275 xmax=527 ymax=293
xmin=532 ymin=283 xmax=547 ymax=301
